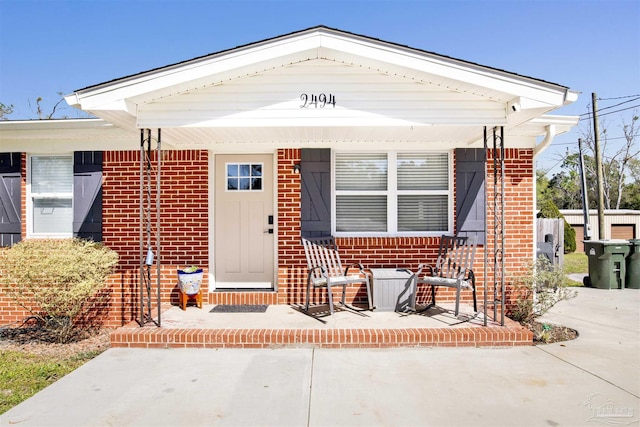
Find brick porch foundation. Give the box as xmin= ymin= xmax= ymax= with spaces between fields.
xmin=109 ymin=316 xmax=533 ymax=349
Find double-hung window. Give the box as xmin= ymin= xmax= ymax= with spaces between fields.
xmin=334 ymin=151 xmax=451 ymax=235
xmin=28 ymin=155 xmax=73 ymax=237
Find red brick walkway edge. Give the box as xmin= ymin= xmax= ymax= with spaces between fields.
xmin=110 ymin=322 xmax=533 ymax=349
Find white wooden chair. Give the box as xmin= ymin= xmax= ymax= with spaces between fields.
xmin=302 ymin=236 xmax=372 ymax=314
xmin=411 ymin=235 xmax=478 ymax=317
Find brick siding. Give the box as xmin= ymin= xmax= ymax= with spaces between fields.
xmin=1 ymin=147 xmax=534 ymax=328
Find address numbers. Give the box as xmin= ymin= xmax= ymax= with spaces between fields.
xmin=300 ymin=93 xmax=336 ymax=108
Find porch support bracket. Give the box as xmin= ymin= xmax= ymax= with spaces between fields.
xmin=138 ymin=128 xmax=162 ymax=327
xmin=483 ymin=126 xmax=506 ymax=326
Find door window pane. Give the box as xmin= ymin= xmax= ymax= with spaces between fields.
xmin=227 ymin=163 xmax=263 ymax=191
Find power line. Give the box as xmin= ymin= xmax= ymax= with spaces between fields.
xmin=598 ymin=94 xmax=640 ymax=100
xmin=579 ymin=97 xmax=640 ymax=117
xmin=579 ymin=104 xmax=640 ymax=121
xmin=550 ymin=136 xmax=631 ymax=147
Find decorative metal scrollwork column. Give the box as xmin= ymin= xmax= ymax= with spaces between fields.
xmin=483 ymin=126 xmax=505 ymax=326
xmin=139 ymin=129 xmax=162 ymax=327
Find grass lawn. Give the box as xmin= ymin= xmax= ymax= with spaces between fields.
xmin=563 ymin=252 xmax=588 ymax=286
xmin=0 ymin=349 xmax=103 ymax=414
xmin=564 ymin=252 xmax=588 ymax=274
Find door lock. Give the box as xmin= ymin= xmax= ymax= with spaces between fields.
xmin=264 ymin=228 xmax=274 ymax=234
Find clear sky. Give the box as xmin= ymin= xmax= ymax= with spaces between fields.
xmin=1 ymin=0 xmax=638 ymax=172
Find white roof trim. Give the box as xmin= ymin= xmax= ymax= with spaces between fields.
xmin=65 ymin=27 xmax=576 ymax=114
xmin=0 ymin=118 xmax=138 ymax=152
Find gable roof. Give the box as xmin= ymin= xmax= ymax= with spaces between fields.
xmin=63 ymin=25 xmax=579 ymax=148
xmin=75 ymin=25 xmax=570 ymax=94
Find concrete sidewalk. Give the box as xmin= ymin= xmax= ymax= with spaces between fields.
xmin=2 ymin=287 xmax=639 ymax=427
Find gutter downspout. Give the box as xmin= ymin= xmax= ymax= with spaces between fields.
xmin=534 ymin=124 xmax=556 ymax=156
xmin=532 ymin=124 xmax=556 ymax=273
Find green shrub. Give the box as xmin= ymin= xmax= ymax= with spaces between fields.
xmin=564 ymin=224 xmax=577 ymax=253
xmin=509 ymin=256 xmax=576 ymax=324
xmin=0 ymin=239 xmax=118 ymax=343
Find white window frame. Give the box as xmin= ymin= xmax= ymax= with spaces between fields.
xmin=332 ymin=150 xmax=453 ymax=237
xmin=27 ymin=154 xmax=74 ymax=238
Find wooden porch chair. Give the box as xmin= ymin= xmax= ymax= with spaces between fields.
xmin=410 ymin=235 xmax=478 ymax=317
xmin=302 ymin=236 xmax=373 ymax=314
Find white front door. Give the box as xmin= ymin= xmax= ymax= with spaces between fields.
xmin=214 ymin=154 xmax=274 ymax=289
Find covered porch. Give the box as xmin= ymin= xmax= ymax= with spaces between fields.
xmin=58 ymin=26 xmax=578 ymax=339
xmin=110 ymin=302 xmax=532 ymax=349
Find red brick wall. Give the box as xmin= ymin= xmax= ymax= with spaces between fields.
xmin=275 ymin=150 xmax=443 ymax=307
xmin=0 ymin=154 xmax=28 ymax=325
xmin=102 ymin=150 xmax=209 ymax=326
xmin=275 ymin=149 xmax=445 ymax=308
xmin=0 ymin=150 xmax=210 ymax=327
xmin=1 ymin=147 xmax=534 ymax=327
xmin=275 ymin=148 xmax=534 ymax=312
xmin=485 ymin=148 xmax=535 ymax=313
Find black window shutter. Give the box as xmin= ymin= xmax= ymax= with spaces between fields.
xmin=300 ymin=149 xmax=331 ymax=238
xmin=0 ymin=153 xmax=22 ymax=247
xmin=456 ymin=148 xmax=486 ymax=244
xmin=73 ymin=151 xmax=103 ymax=242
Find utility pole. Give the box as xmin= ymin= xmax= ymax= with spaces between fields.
xmin=578 ymin=138 xmax=592 ymax=241
xmin=592 ymin=93 xmax=606 ymax=239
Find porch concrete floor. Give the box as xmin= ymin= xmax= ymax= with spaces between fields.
xmin=110 ymin=303 xmax=533 ymax=349
xmin=160 ymin=303 xmax=492 ymax=329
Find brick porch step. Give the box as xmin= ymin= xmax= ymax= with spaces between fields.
xmin=110 ymin=322 xmax=532 ymax=349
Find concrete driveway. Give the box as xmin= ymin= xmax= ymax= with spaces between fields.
xmin=2 ymin=287 xmax=639 ymax=427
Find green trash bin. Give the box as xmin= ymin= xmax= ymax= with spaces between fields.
xmin=626 ymin=239 xmax=640 ymax=289
xmin=584 ymin=240 xmax=631 ymax=289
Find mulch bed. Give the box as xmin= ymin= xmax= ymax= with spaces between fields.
xmin=525 ymin=321 xmax=579 ymax=345
xmin=0 ymin=319 xmax=579 ymax=355
xmin=0 ymin=326 xmax=111 ymax=358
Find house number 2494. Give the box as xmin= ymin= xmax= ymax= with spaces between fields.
xmin=300 ymin=93 xmax=336 ymax=108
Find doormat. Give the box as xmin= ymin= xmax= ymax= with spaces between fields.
xmin=210 ymin=304 xmax=268 ymax=313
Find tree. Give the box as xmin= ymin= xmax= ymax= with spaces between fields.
xmin=536 ymin=170 xmax=556 ymax=210
xmin=541 ymin=110 xmax=640 ymax=211
xmin=29 ymin=91 xmax=76 ymax=119
xmin=579 ymin=110 xmax=640 ymax=210
xmin=2 ymin=92 xmax=94 ymax=120
xmin=620 ymin=158 xmax=640 ymax=209
xmin=0 ymin=102 xmax=14 ymax=119
xmin=537 ymin=199 xmax=576 ymax=253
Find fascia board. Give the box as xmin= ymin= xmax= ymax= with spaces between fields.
xmin=2 ymin=137 xmax=137 ymax=153
xmin=0 ymin=119 xmax=136 ymax=152
xmin=319 ymin=34 xmax=571 ymax=106
xmin=67 ymin=28 xmax=574 ymax=114
xmin=528 ymin=114 xmax=580 ymax=128
xmin=69 ymin=35 xmax=323 ymax=111
xmin=0 ymin=118 xmax=113 ymax=132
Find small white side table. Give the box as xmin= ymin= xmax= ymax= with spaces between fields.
xmin=369 ymin=268 xmax=414 ymax=312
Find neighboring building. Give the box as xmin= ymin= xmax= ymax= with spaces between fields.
xmin=0 ymin=26 xmax=579 ymax=327
xmin=561 ymin=210 xmax=640 ymax=252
